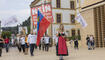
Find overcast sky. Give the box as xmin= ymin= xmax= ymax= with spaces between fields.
xmin=0 ymin=0 xmax=34 ymax=27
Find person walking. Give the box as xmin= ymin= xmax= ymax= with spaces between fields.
xmin=86 ymin=35 xmax=91 ymax=50
xmin=4 ymin=37 xmax=10 ymax=53
xmin=54 ymin=33 xmax=59 ymax=46
xmin=39 ymin=40 xmax=41 ymax=50
xmin=41 ymin=37 xmax=45 ymax=51
xmin=69 ymin=39 xmax=73 ymax=48
xmin=20 ymin=35 xmax=25 ymax=53
xmin=0 ymin=35 xmax=4 ymax=57
xmin=25 ymin=34 xmax=29 ymax=55
xmin=16 ymin=34 xmax=21 ymax=52
xmin=74 ymin=38 xmax=79 ymax=50
xmin=27 ymin=32 xmax=37 ymax=56
xmin=54 ymin=33 xmax=59 ymax=56
xmin=56 ymin=32 xmax=68 ymax=60
xmin=90 ymin=35 xmax=95 ymax=50
xmin=44 ymin=34 xmax=50 ymax=52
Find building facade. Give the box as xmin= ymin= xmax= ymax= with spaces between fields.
xmin=80 ymin=0 xmax=105 ymax=47
xmin=30 ymin=0 xmax=81 ymax=39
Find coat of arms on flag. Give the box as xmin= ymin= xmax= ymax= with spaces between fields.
xmin=36 ymin=10 xmax=50 ymax=46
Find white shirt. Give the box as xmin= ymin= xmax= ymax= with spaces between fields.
xmin=90 ymin=36 xmax=94 ymax=41
xmin=16 ymin=37 xmax=20 ymax=43
xmin=41 ymin=37 xmax=44 ymax=44
xmin=44 ymin=37 xmax=50 ymax=44
xmin=70 ymin=40 xmax=73 ymax=44
xmin=20 ymin=37 xmax=25 ymax=45
xmin=27 ymin=34 xmax=37 ymax=44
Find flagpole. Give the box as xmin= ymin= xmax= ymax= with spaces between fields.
xmin=50 ymin=0 xmax=53 ymax=46
xmin=44 ymin=0 xmax=53 ymax=46
xmin=41 ymin=0 xmax=53 ymax=46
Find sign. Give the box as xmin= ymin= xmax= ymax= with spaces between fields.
xmin=31 ymin=3 xmax=53 ymax=27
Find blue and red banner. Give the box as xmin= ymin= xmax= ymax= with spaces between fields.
xmin=36 ymin=10 xmax=50 ymax=46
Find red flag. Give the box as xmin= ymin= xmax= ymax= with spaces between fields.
xmin=36 ymin=10 xmax=50 ymax=46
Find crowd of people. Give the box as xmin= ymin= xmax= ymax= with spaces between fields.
xmin=0 ymin=31 xmax=96 ymax=60
xmin=0 ymin=31 xmax=69 ymax=60
xmin=15 ymin=32 xmax=51 ymax=56
xmin=69 ymin=38 xmax=79 ymax=50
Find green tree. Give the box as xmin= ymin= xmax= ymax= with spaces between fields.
xmin=1 ymin=31 xmax=11 ymax=39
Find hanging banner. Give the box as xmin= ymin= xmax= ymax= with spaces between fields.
xmin=31 ymin=3 xmax=53 ymax=27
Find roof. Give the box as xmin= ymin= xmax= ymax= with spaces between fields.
xmin=30 ymin=0 xmax=40 ymax=8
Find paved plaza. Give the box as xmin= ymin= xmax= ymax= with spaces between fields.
xmin=0 ymin=46 xmax=105 ymax=60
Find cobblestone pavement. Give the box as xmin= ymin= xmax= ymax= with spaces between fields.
xmin=0 ymin=46 xmax=105 ymax=60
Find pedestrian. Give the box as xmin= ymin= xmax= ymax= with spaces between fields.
xmin=11 ymin=38 xmax=14 ymax=46
xmin=90 ymin=35 xmax=95 ymax=50
xmin=4 ymin=37 xmax=10 ymax=53
xmin=41 ymin=37 xmax=45 ymax=51
xmin=54 ymin=33 xmax=59 ymax=56
xmin=16 ymin=34 xmax=21 ymax=52
xmin=69 ymin=39 xmax=73 ymax=48
xmin=54 ymin=33 xmax=59 ymax=46
xmin=44 ymin=34 xmax=50 ymax=52
xmin=27 ymin=32 xmax=37 ymax=56
xmin=86 ymin=35 xmax=91 ymax=50
xmin=74 ymin=38 xmax=79 ymax=50
xmin=56 ymin=32 xmax=68 ymax=60
xmin=35 ymin=42 xmax=37 ymax=49
xmin=20 ymin=35 xmax=25 ymax=53
xmin=0 ymin=35 xmax=4 ymax=57
xmin=39 ymin=40 xmax=41 ymax=50
xmin=25 ymin=34 xmax=29 ymax=55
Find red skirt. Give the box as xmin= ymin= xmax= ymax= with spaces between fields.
xmin=56 ymin=36 xmax=68 ymax=56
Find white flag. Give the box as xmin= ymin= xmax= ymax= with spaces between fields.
xmin=75 ymin=12 xmax=87 ymax=28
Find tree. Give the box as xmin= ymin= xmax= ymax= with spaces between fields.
xmin=1 ymin=31 xmax=11 ymax=39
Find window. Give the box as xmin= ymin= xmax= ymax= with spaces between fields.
xmin=56 ymin=0 xmax=61 ymax=8
xmin=77 ymin=29 xmax=81 ymax=40
xmin=78 ymin=29 xmax=80 ymax=36
xmin=71 ymin=29 xmax=75 ymax=36
xmin=71 ymin=15 xmax=75 ymax=23
xmin=70 ymin=1 xmax=75 ymax=9
xmin=56 ymin=14 xmax=61 ymax=23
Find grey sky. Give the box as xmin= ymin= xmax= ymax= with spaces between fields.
xmin=0 ymin=0 xmax=34 ymax=27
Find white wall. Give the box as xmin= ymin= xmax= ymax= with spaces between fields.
xmin=52 ymin=0 xmax=72 ymax=8
xmin=52 ymin=9 xmax=75 ymax=23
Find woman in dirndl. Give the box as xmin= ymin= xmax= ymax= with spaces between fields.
xmin=56 ymin=32 xmax=68 ymax=60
